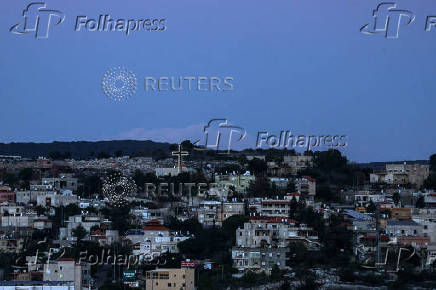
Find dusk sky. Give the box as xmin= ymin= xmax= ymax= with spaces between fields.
xmin=1 ymin=0 xmax=435 ymax=163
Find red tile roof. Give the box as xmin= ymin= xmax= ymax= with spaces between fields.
xmin=58 ymin=258 xmax=75 ymax=262
xmin=91 ymin=230 xmax=104 ymax=236
xmin=361 ymin=235 xmax=390 ymax=242
xmin=142 ymin=220 xmax=169 ymax=231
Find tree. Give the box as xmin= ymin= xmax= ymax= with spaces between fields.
xmin=132 ymin=170 xmax=158 ymax=192
xmin=316 ymin=184 xmax=336 ymax=202
xmin=48 ymin=151 xmax=62 ymax=160
xmin=247 ymin=158 xmax=267 ymax=175
xmin=289 ymin=196 xmax=298 ymax=219
xmin=115 ymin=150 xmax=123 ymax=157
xmin=314 ymin=149 xmax=347 ymax=172
xmin=72 ymin=224 xmax=88 ymax=243
xmin=35 ymin=206 xmax=46 ymax=216
xmin=97 ymin=152 xmax=111 ymax=159
xmin=247 ymin=177 xmax=271 ymax=197
xmin=18 ymin=168 xmax=33 ymax=182
xmin=270 ymin=264 xmax=281 ymax=281
xmin=286 ymin=179 xmax=296 ymax=192
xmin=416 ymin=195 xmax=425 ymax=208
xmin=430 ymin=154 xmax=436 ymax=172
xmin=367 ymin=200 xmax=376 ymax=213
xmin=54 ymin=204 xmax=81 ymax=226
xmin=18 ymin=168 xmax=34 ymax=189
xmin=280 ymin=281 xmax=291 ymax=290
xmin=222 ymin=214 xmax=248 ymax=244
xmin=101 ymin=205 xmax=132 ymax=234
xmin=424 ymin=173 xmax=436 ymax=190
xmin=296 ymin=271 xmax=322 ymax=290
xmin=90 ymin=225 xmax=100 ymax=232
xmin=169 ymin=144 xmax=177 ymax=151
xmin=393 ymin=192 xmax=401 ymax=206
xmin=3 ymin=172 xmax=18 ymax=187
xmin=83 ymin=175 xmax=102 ymax=198
xmin=132 ymin=169 xmax=146 ymax=191
xmin=181 ymin=140 xmax=194 ymax=152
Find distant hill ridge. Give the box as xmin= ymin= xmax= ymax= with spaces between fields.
xmin=0 ymin=140 xmax=171 ymax=159
xmin=0 ymin=140 xmax=430 ymax=165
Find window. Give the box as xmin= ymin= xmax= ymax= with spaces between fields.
xmin=168 ymin=283 xmax=172 ymax=287
xmin=160 ymin=273 xmax=169 ymax=279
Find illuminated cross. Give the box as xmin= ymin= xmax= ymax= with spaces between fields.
xmin=172 ymin=144 xmax=189 ymax=174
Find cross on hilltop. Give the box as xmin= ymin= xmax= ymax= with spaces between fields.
xmin=172 ymin=144 xmax=189 ymax=174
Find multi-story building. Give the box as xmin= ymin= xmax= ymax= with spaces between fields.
xmin=0 ymin=238 xmax=24 ymax=253
xmin=0 ymin=281 xmax=75 ymax=289
xmin=89 ymin=229 xmax=119 ymax=245
xmin=197 ymin=201 xmax=244 ymax=226
xmin=145 ymin=268 xmax=195 ymax=290
xmin=295 ymin=176 xmax=316 ymax=202
xmin=0 ymin=185 xmax=15 ymax=203
xmin=214 ymin=173 xmax=255 ymax=194
xmin=126 ymin=220 xmax=190 ymax=259
xmin=370 ymin=163 xmax=430 ymax=188
xmin=386 ymin=220 xmax=423 ymax=237
xmin=269 ymin=177 xmax=290 ymax=189
xmin=232 ymin=216 xmax=319 ymax=274
xmin=232 ymin=247 xmax=288 ymax=275
xmin=43 ymin=259 xmax=91 ymax=290
xmin=42 ymin=174 xmax=78 ymax=192
xmin=33 ymin=218 xmax=53 ymax=230
xmin=390 ymin=208 xmax=411 ymax=220
xmin=260 ymin=199 xmax=291 ymax=217
xmin=1 ymin=214 xmax=37 ymax=228
xmin=424 ymin=192 xmax=436 ymax=207
xmin=16 ymin=184 xmax=55 ymax=204
xmin=283 ymin=155 xmax=314 ymax=175
xmin=354 ymin=192 xmax=385 ymax=208
xmin=60 ymin=215 xmax=103 ymax=241
xmin=36 ymin=192 xmax=78 ymax=207
xmin=412 ymin=208 xmax=436 ymax=243
xmin=130 ymin=207 xmax=167 ymax=224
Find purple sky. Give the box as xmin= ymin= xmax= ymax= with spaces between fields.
xmin=1 ymin=0 xmax=436 ymax=162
